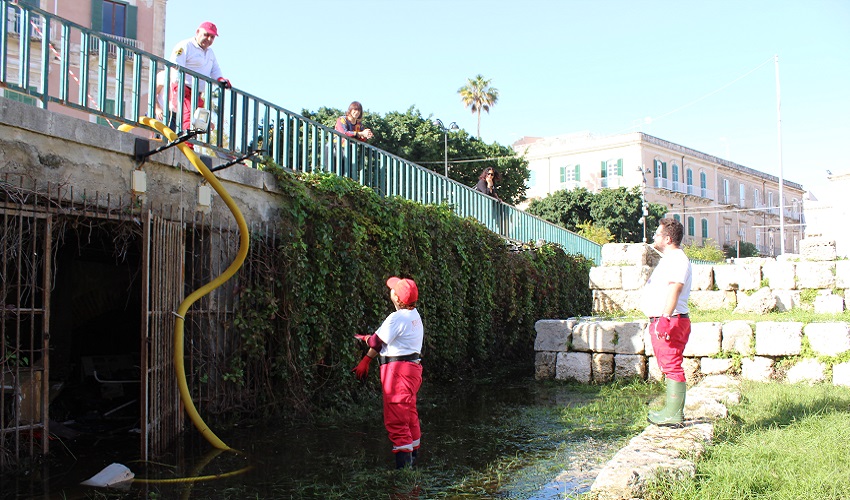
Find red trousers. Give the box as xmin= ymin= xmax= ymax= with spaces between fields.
xmin=380 ymin=361 xmax=422 ymax=453
xmin=168 ymin=83 xmax=204 ymax=131
xmin=649 ymin=317 xmax=691 ymax=382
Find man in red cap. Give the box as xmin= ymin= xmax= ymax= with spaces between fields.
xmin=155 ymin=21 xmax=231 ymax=133
xmin=353 ymin=276 xmax=423 ymax=469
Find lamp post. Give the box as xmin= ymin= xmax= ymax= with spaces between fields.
xmin=433 ymin=119 xmax=459 ymax=178
xmin=638 ymin=165 xmax=650 ymax=243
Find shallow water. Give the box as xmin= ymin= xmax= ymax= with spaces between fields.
xmin=2 ymin=376 xmax=631 ymax=499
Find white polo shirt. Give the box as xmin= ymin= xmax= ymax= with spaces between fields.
xmin=168 ymin=37 xmax=223 ymax=91
xmin=375 ymin=308 xmax=423 ymax=358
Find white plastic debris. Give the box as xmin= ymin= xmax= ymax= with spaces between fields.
xmin=80 ymin=463 xmax=134 ymax=489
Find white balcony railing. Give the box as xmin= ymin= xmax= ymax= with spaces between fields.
xmin=601 ymin=176 xmax=622 ymax=188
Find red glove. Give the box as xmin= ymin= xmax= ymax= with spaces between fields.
xmin=354 ymin=334 xmax=369 ymax=342
xmin=654 ymin=317 xmax=671 ymax=341
xmin=352 ymin=355 xmax=373 ymax=380
xmin=217 ymin=77 xmax=232 ymax=89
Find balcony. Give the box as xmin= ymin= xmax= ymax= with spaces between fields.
xmin=87 ymin=34 xmax=143 ymax=60
xmin=6 ymin=7 xmax=44 ymax=40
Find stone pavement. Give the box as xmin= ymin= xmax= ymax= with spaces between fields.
xmin=588 ymin=375 xmax=742 ymax=499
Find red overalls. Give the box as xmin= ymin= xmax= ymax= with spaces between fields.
xmin=649 ymin=315 xmax=691 ymax=382
xmin=380 ymin=360 xmax=422 ymax=453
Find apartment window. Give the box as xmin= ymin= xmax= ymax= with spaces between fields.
xmin=768 ymin=192 xmax=775 ymax=210
xmin=528 ymin=170 xmax=536 ymax=188
xmin=91 ymin=0 xmax=138 ymax=39
xmin=756 ymin=230 xmax=762 ymax=249
xmin=560 ymin=165 xmax=580 ymax=186
xmin=600 ymin=159 xmax=622 ymax=188
xmin=739 ymin=183 xmax=746 ymax=207
xmin=700 ymin=171 xmax=707 ymax=197
xmin=724 ymin=223 xmax=731 ymax=244
xmin=792 ymin=199 xmax=799 ymax=217
xmin=671 ymin=163 xmax=679 ymax=190
xmin=687 ymin=217 xmax=695 ymax=237
xmin=754 ymin=188 xmax=760 ymax=207
xmin=722 ymin=179 xmax=730 ymax=204
xmin=701 ymin=218 xmax=708 ymax=239
xmin=673 ymin=214 xmax=681 ymax=224
xmin=686 ymin=168 xmax=694 ymax=195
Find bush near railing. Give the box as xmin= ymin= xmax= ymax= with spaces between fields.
xmin=227 ymin=167 xmax=593 ymax=416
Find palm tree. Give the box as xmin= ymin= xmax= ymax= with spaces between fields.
xmin=458 ymin=74 xmax=499 ymax=139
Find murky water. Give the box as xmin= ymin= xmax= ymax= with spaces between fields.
xmin=2 ymin=375 xmax=640 ymax=499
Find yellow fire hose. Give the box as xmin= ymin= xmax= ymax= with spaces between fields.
xmin=117 ymin=117 xmax=252 ymax=483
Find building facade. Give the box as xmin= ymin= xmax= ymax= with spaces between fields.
xmin=514 ymin=132 xmax=805 ymax=256
xmin=3 ymin=0 xmax=166 ymax=123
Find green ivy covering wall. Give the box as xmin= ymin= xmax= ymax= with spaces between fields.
xmin=227 ymin=167 xmax=592 ymax=416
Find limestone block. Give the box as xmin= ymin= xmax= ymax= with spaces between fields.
xmin=785 ymin=359 xmax=827 ymax=384
xmin=833 ymin=362 xmax=850 ymax=387
xmin=592 ymin=353 xmax=615 ymax=383
xmin=535 ymin=352 xmax=556 ymax=380
xmin=689 ymin=290 xmax=733 ymax=311
xmin=647 ymin=357 xmax=663 ymax=381
xmin=555 ymin=352 xmax=592 ymax=383
xmin=795 ymin=261 xmax=836 ymax=289
xmin=804 ymin=322 xmax=850 ymax=356
xmin=683 ymin=358 xmax=700 ymax=381
xmin=713 ymin=264 xmax=761 ymax=291
xmin=614 ymin=354 xmax=646 ymax=380
xmin=643 ymin=326 xmax=654 ymax=357
xmin=722 ymin=320 xmax=754 ymax=356
xmin=601 ymin=243 xmax=659 ymax=267
xmin=619 ymin=291 xmax=644 ymax=312
xmin=589 ymin=266 xmax=622 ymax=290
xmin=755 ymin=322 xmax=803 ymax=356
xmin=683 ymin=322 xmax=722 ymax=357
xmin=614 ymin=321 xmax=647 ymax=354
xmin=762 ymin=260 xmax=796 ymax=290
xmin=734 ymin=287 xmax=777 ymax=314
xmin=690 ymin=264 xmax=714 ymax=291
xmin=534 ymin=319 xmax=575 ymax=352
xmin=592 ymin=290 xmax=626 ymax=314
xmin=837 ymin=260 xmax=850 ymax=289
xmin=701 ymin=358 xmax=733 ymax=375
xmin=571 ymin=321 xmax=617 ymax=353
xmin=814 ymin=294 xmax=845 ymax=314
xmin=800 ymin=237 xmax=837 ymax=261
xmin=622 ymin=265 xmax=652 ymax=290
xmin=741 ymin=356 xmax=774 ymax=381
xmin=773 ymin=290 xmax=800 ymax=312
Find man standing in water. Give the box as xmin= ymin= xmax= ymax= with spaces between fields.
xmin=641 ymin=218 xmax=692 ymax=426
xmin=353 ymin=277 xmax=423 ymax=469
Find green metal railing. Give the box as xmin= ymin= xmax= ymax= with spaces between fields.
xmin=1 ymin=1 xmax=601 ymax=263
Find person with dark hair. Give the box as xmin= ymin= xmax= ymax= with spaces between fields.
xmin=335 ymin=101 xmax=374 ymax=141
xmin=353 ymin=277 xmax=423 ymax=469
xmin=474 ymin=167 xmax=501 ymax=200
xmin=641 ymin=217 xmax=692 ymax=426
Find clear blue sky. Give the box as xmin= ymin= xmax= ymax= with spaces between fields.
xmin=164 ymin=0 xmax=850 ymax=197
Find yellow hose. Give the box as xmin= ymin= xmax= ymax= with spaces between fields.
xmin=117 ymin=118 xmax=253 ymax=482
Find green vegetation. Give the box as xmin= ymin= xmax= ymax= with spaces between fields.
xmin=225 ymin=167 xmax=592 ymax=417
xmin=723 ymin=241 xmax=760 ymax=259
xmin=458 ymin=74 xmax=500 ymax=139
xmin=642 ymin=382 xmax=850 ymax=499
xmin=301 ymin=105 xmax=529 ymax=205
xmin=526 ymin=186 xmax=667 ymax=243
xmin=683 ymin=238 xmax=725 ymax=263
xmin=576 ymin=220 xmax=615 ymax=245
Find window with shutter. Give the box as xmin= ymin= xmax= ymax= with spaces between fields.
xmin=688 ymin=217 xmax=695 ymax=237
xmin=701 ymin=219 xmax=708 ymax=238
xmin=574 ymin=165 xmax=581 ymax=182
xmin=560 ymin=166 xmax=566 ymax=184
xmin=92 ymin=0 xmax=138 ymax=39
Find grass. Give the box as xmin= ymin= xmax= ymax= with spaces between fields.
xmin=603 ymin=307 xmax=850 ymax=325
xmin=641 ymin=381 xmax=850 ymax=500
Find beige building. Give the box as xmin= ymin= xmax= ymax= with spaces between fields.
xmin=514 ymin=132 xmax=805 ymax=256
xmin=3 ymin=0 xmax=166 ymax=122
xmin=804 ymin=170 xmax=850 ymax=258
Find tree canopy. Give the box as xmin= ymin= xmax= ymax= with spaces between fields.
xmin=526 ymin=186 xmax=668 ymax=243
xmin=301 ymin=106 xmax=529 ymax=205
xmin=458 ymin=74 xmax=499 ymax=139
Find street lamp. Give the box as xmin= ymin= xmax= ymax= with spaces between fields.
xmin=433 ymin=119 xmax=459 ymax=178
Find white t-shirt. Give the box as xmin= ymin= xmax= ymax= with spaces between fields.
xmin=168 ymin=37 xmax=223 ymax=91
xmin=640 ymin=247 xmax=692 ymax=317
xmin=375 ymin=308 xmax=423 ymax=357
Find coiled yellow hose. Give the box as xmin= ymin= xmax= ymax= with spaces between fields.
xmin=118 ymin=118 xmax=252 ymax=483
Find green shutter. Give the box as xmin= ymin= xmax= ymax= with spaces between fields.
xmin=91 ymin=0 xmax=103 ymax=31
xmin=96 ymin=99 xmax=116 ymax=126
xmin=559 ymin=166 xmax=566 ymax=183
xmin=600 ymin=161 xmax=607 ymax=178
xmin=617 ymin=159 xmax=623 ymax=176
xmin=662 ymin=162 xmax=667 ymax=178
xmin=19 ymin=0 xmax=38 ymax=6
xmin=574 ymin=165 xmax=581 ymax=181
xmin=126 ymin=5 xmax=137 ymax=39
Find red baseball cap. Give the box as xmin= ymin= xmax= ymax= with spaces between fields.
xmin=386 ymin=277 xmax=418 ymax=304
xmin=198 ymin=21 xmax=218 ymax=36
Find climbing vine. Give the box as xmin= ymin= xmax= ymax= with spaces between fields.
xmin=226 ymin=163 xmax=592 ymax=416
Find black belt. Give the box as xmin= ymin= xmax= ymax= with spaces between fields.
xmin=379 ymin=353 xmax=421 ymax=365
xmin=649 ymin=313 xmax=689 ymax=322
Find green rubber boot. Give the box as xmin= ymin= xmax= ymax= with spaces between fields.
xmin=648 ymin=378 xmax=686 ymax=426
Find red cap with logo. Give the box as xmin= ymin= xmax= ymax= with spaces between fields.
xmin=198 ymin=21 xmax=218 ymax=36
xmin=386 ymin=277 xmax=418 ymax=304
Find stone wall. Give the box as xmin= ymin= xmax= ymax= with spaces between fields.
xmin=534 ymin=319 xmax=850 ymax=387
xmin=590 ymin=239 xmax=848 ymax=315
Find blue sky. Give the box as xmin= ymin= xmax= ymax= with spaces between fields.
xmin=164 ymin=0 xmax=850 ymax=197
